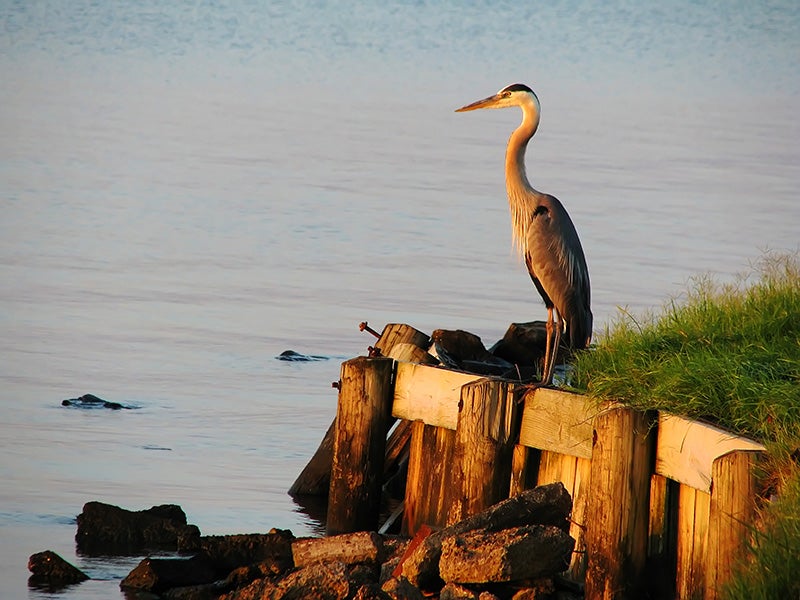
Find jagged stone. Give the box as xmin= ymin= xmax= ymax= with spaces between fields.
xmin=439 ymin=582 xmax=482 ymax=599
xmin=27 ymin=550 xmax=89 ymax=586
xmin=439 ymin=525 xmax=574 ymax=583
xmin=292 ymin=531 xmax=382 ymax=567
xmin=120 ymin=554 xmax=218 ymax=593
xmin=75 ymin=501 xmax=197 ymax=554
xmin=400 ymin=483 xmax=572 ymax=589
xmin=381 ymin=576 xmax=425 ymax=600
xmin=179 ymin=530 xmax=295 ymax=574
xmin=510 ymin=577 xmax=557 ymax=599
xmin=353 ymin=582 xmax=393 ymax=599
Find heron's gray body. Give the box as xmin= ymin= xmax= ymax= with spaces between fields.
xmin=457 ymin=83 xmax=592 ymax=384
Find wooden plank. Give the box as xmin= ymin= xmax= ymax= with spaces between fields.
xmin=518 ymin=388 xmax=599 ymax=458
xmin=675 ymin=483 xmax=710 ymax=600
xmin=585 ymin=407 xmax=656 ymax=599
xmin=402 ymin=420 xmax=456 ymax=535
xmin=288 ymin=418 xmax=336 ymax=496
xmin=704 ymin=450 xmax=764 ymax=599
xmin=392 ymin=361 xmax=480 ymax=430
xmin=508 ymin=444 xmax=539 ymax=497
xmin=646 ymin=474 xmax=678 ymax=598
xmin=536 ymin=451 xmax=591 ymax=582
xmin=655 ymin=413 xmax=765 ymax=493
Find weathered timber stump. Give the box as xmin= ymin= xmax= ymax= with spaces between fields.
xmin=585 ymin=407 xmax=656 ymax=600
xmin=327 ymin=356 xmax=394 ymax=535
xmin=446 ymin=379 xmax=520 ymax=525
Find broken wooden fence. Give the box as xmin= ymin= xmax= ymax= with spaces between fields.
xmin=312 ymin=323 xmax=766 ymax=600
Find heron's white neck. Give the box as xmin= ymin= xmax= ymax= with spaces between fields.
xmin=505 ymin=99 xmax=541 ymax=258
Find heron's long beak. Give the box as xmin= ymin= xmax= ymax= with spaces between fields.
xmin=455 ymin=93 xmax=502 ymax=112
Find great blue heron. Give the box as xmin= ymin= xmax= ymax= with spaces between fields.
xmin=456 ymin=83 xmax=592 ymax=386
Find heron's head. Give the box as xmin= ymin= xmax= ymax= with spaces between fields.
xmin=455 ymin=83 xmax=539 ymax=113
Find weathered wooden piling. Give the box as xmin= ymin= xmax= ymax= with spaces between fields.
xmin=446 ymin=379 xmax=519 ymax=525
xmin=327 ymin=356 xmax=394 ymax=535
xmin=402 ymin=420 xmax=455 ymax=535
xmin=704 ymin=450 xmax=764 ymax=600
xmin=585 ymin=406 xmax=656 ymax=599
xmin=296 ymin=322 xmax=771 ymax=598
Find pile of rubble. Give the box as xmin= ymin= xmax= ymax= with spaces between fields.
xmin=28 ymin=483 xmax=580 ymax=599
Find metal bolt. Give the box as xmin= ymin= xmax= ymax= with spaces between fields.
xmin=359 ymin=321 xmax=381 ymax=339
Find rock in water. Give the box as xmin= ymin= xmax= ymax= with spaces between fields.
xmin=120 ymin=555 xmax=217 ymax=593
xmin=276 ymin=350 xmax=329 ymax=361
xmin=61 ymin=393 xmax=128 ymax=410
xmin=76 ymin=501 xmax=199 ymax=554
xmin=28 ymin=550 xmax=89 ymax=587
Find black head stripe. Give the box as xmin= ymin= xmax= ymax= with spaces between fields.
xmin=502 ymin=83 xmax=534 ymax=94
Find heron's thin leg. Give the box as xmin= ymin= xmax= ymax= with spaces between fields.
xmin=540 ymin=307 xmax=555 ymax=385
xmin=542 ymin=310 xmax=563 ymax=386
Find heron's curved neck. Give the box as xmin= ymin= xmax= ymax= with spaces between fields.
xmin=505 ymin=103 xmax=540 ymax=196
xmin=505 ymin=101 xmax=540 ymax=257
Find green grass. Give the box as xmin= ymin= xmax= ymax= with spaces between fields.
xmin=571 ymin=252 xmax=800 ymax=598
xmin=573 ymin=252 xmax=800 ymax=451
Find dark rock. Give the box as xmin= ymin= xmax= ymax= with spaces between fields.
xmin=430 ymin=330 xmax=514 ymax=376
xmin=120 ymin=554 xmax=218 ymax=593
xmin=380 ymin=576 xmax=425 ymax=600
xmin=162 ymin=581 xmax=229 ymax=600
xmin=277 ymin=350 xmax=329 ymax=362
xmin=224 ymin=556 xmax=293 ymax=588
xmin=400 ymin=483 xmax=572 ymax=590
xmin=61 ymin=393 xmax=131 ymax=410
xmin=27 ymin=550 xmax=89 ymax=587
xmin=439 ymin=525 xmax=574 ymax=583
xmin=439 ymin=582 xmax=482 ymax=599
xmin=179 ymin=530 xmax=295 ymax=574
xmin=242 ymin=561 xmax=352 ymax=600
xmin=76 ymin=501 xmax=198 ymax=555
xmin=353 ymin=582 xmax=393 ymax=600
xmin=489 ymin=321 xmax=571 ymax=378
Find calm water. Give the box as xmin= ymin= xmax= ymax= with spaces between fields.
xmin=2 ymin=1 xmax=798 ymax=597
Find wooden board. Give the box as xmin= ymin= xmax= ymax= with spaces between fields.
xmin=392 ymin=362 xmax=480 ymax=430
xmin=536 ymin=451 xmax=592 ymax=582
xmin=655 ymin=413 xmax=765 ymax=493
xmin=518 ymin=388 xmax=599 ymax=458
xmin=675 ymin=484 xmax=710 ymax=599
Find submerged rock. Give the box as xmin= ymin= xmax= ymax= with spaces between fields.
xmin=277 ymin=350 xmax=329 ymax=362
xmin=61 ymin=393 xmax=132 ymax=410
xmin=28 ymin=550 xmax=89 ymax=587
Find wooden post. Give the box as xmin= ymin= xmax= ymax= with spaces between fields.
xmin=704 ymin=450 xmax=764 ymax=599
xmin=288 ymin=418 xmax=336 ymax=496
xmin=402 ymin=420 xmax=456 ymax=535
xmin=646 ymin=473 xmax=678 ymax=599
xmin=327 ymin=356 xmax=394 ymax=535
xmin=446 ymin=379 xmax=519 ymax=526
xmin=585 ymin=407 xmax=655 ymax=599
xmin=675 ymin=484 xmax=710 ymax=600
xmin=375 ymin=323 xmax=430 ymax=357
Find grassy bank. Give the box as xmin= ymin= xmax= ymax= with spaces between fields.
xmin=572 ymin=252 xmax=799 ymax=598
